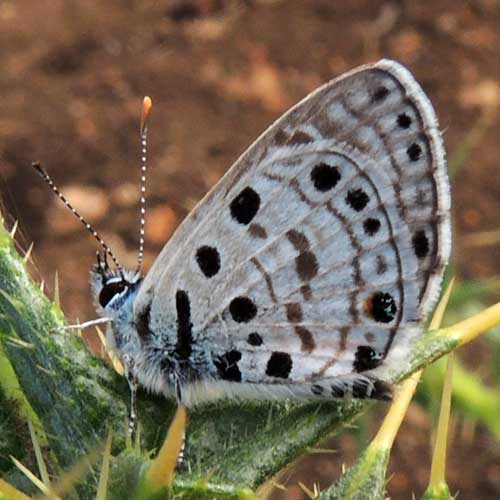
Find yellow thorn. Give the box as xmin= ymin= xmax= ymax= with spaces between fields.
xmin=40 ymin=280 xmax=45 ymax=293
xmin=23 ymin=241 xmax=34 ymax=263
xmin=298 ymin=481 xmax=320 ymax=499
xmin=96 ymin=325 xmax=107 ymax=357
xmin=7 ymin=337 xmax=34 ymax=349
xmin=96 ymin=326 xmax=125 ymax=375
xmin=0 ymin=478 xmax=32 ymax=500
xmin=72 ymin=318 xmax=82 ymax=337
xmin=428 ymin=353 xmax=454 ymax=489
xmin=440 ymin=300 xmax=500 ymax=346
xmin=96 ymin=432 xmax=113 ymax=500
xmin=9 ymin=220 xmax=18 ymax=238
xmin=40 ymin=445 xmax=101 ymax=499
xmin=429 ymin=278 xmax=456 ymax=332
xmin=10 ymin=455 xmax=52 ymax=495
xmin=254 ymin=477 xmax=286 ymax=499
xmin=28 ymin=419 xmax=51 ymax=488
xmin=53 ymin=271 xmax=60 ymax=307
xmin=145 ymin=404 xmax=187 ymax=489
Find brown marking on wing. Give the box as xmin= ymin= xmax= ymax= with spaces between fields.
xmin=273 ymin=128 xmax=289 ymax=145
xmin=339 ymin=326 xmax=350 ymax=352
xmin=364 ymin=332 xmax=375 ymax=342
xmin=248 ymin=223 xmax=268 ymax=239
xmin=376 ymin=255 xmax=387 ymax=275
xmin=251 ymin=257 xmax=277 ymax=303
xmin=287 ymin=229 xmax=310 ymax=251
xmin=295 ymin=326 xmax=315 ymax=353
xmin=288 ymin=130 xmax=314 ymax=144
xmin=286 ymin=229 xmax=319 ymax=286
xmin=300 ymin=284 xmax=312 ymax=301
xmin=286 ymin=302 xmax=303 ymax=323
xmin=263 ymin=172 xmax=285 ymax=183
xmin=296 ymin=251 xmax=319 ymax=281
xmin=289 ymin=178 xmax=317 ymax=207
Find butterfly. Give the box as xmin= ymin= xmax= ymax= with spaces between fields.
xmin=35 ymin=59 xmax=451 ymax=416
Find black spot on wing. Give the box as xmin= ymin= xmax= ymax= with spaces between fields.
xmin=346 ymin=189 xmax=369 ymax=211
xmin=196 ymin=245 xmax=221 ymax=278
xmin=397 ymin=113 xmax=412 ymax=128
xmin=372 ymin=86 xmax=389 ymax=102
xmin=365 ymin=292 xmax=397 ymax=323
xmin=407 ymin=142 xmax=422 ymax=162
xmin=363 ymin=218 xmax=380 ymax=236
xmin=229 ymin=296 xmax=257 ymax=323
xmin=135 ymin=302 xmax=152 ymax=341
xmin=353 ymin=345 xmax=383 ymax=372
xmin=214 ymin=350 xmax=242 ymax=382
xmin=266 ymin=352 xmax=292 ymax=379
xmin=412 ymin=229 xmax=429 ymax=258
xmin=370 ymin=380 xmax=393 ymax=400
xmin=175 ymin=290 xmax=193 ymax=359
xmin=230 ymin=187 xmax=260 ymax=225
xmin=310 ymin=163 xmax=341 ymax=192
xmin=311 ymin=384 xmax=324 ymax=395
xmin=247 ymin=332 xmax=263 ymax=346
xmin=331 ymin=377 xmax=392 ymax=400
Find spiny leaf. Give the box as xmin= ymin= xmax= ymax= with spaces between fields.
xmin=425 ymin=354 xmax=455 ymax=499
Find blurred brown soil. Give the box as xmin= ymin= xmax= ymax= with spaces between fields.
xmin=1 ymin=1 xmax=500 ymax=498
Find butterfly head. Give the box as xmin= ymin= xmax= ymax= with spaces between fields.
xmin=91 ymin=251 xmax=142 ymax=314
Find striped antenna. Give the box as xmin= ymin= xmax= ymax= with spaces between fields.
xmin=136 ymin=96 xmax=152 ymax=273
xmin=32 ymin=162 xmax=123 ymax=272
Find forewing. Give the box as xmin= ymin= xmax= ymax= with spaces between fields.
xmin=136 ymin=59 xmax=450 ymax=388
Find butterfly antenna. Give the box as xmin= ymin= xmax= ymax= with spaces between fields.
xmin=32 ymin=162 xmax=123 ymax=273
xmin=136 ymin=96 xmax=152 ymax=274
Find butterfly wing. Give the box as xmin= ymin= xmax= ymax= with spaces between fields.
xmin=135 ymin=59 xmax=450 ymax=403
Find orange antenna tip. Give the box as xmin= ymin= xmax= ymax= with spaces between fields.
xmin=140 ymin=96 xmax=152 ymax=135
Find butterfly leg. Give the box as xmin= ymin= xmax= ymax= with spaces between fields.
xmin=123 ymin=354 xmax=139 ymax=438
xmin=176 ymin=429 xmax=186 ymax=469
xmin=171 ymin=376 xmax=188 ymax=468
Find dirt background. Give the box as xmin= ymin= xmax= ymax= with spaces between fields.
xmin=1 ymin=0 xmax=500 ymax=498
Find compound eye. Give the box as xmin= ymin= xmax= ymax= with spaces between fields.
xmin=99 ymin=281 xmax=127 ymax=308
